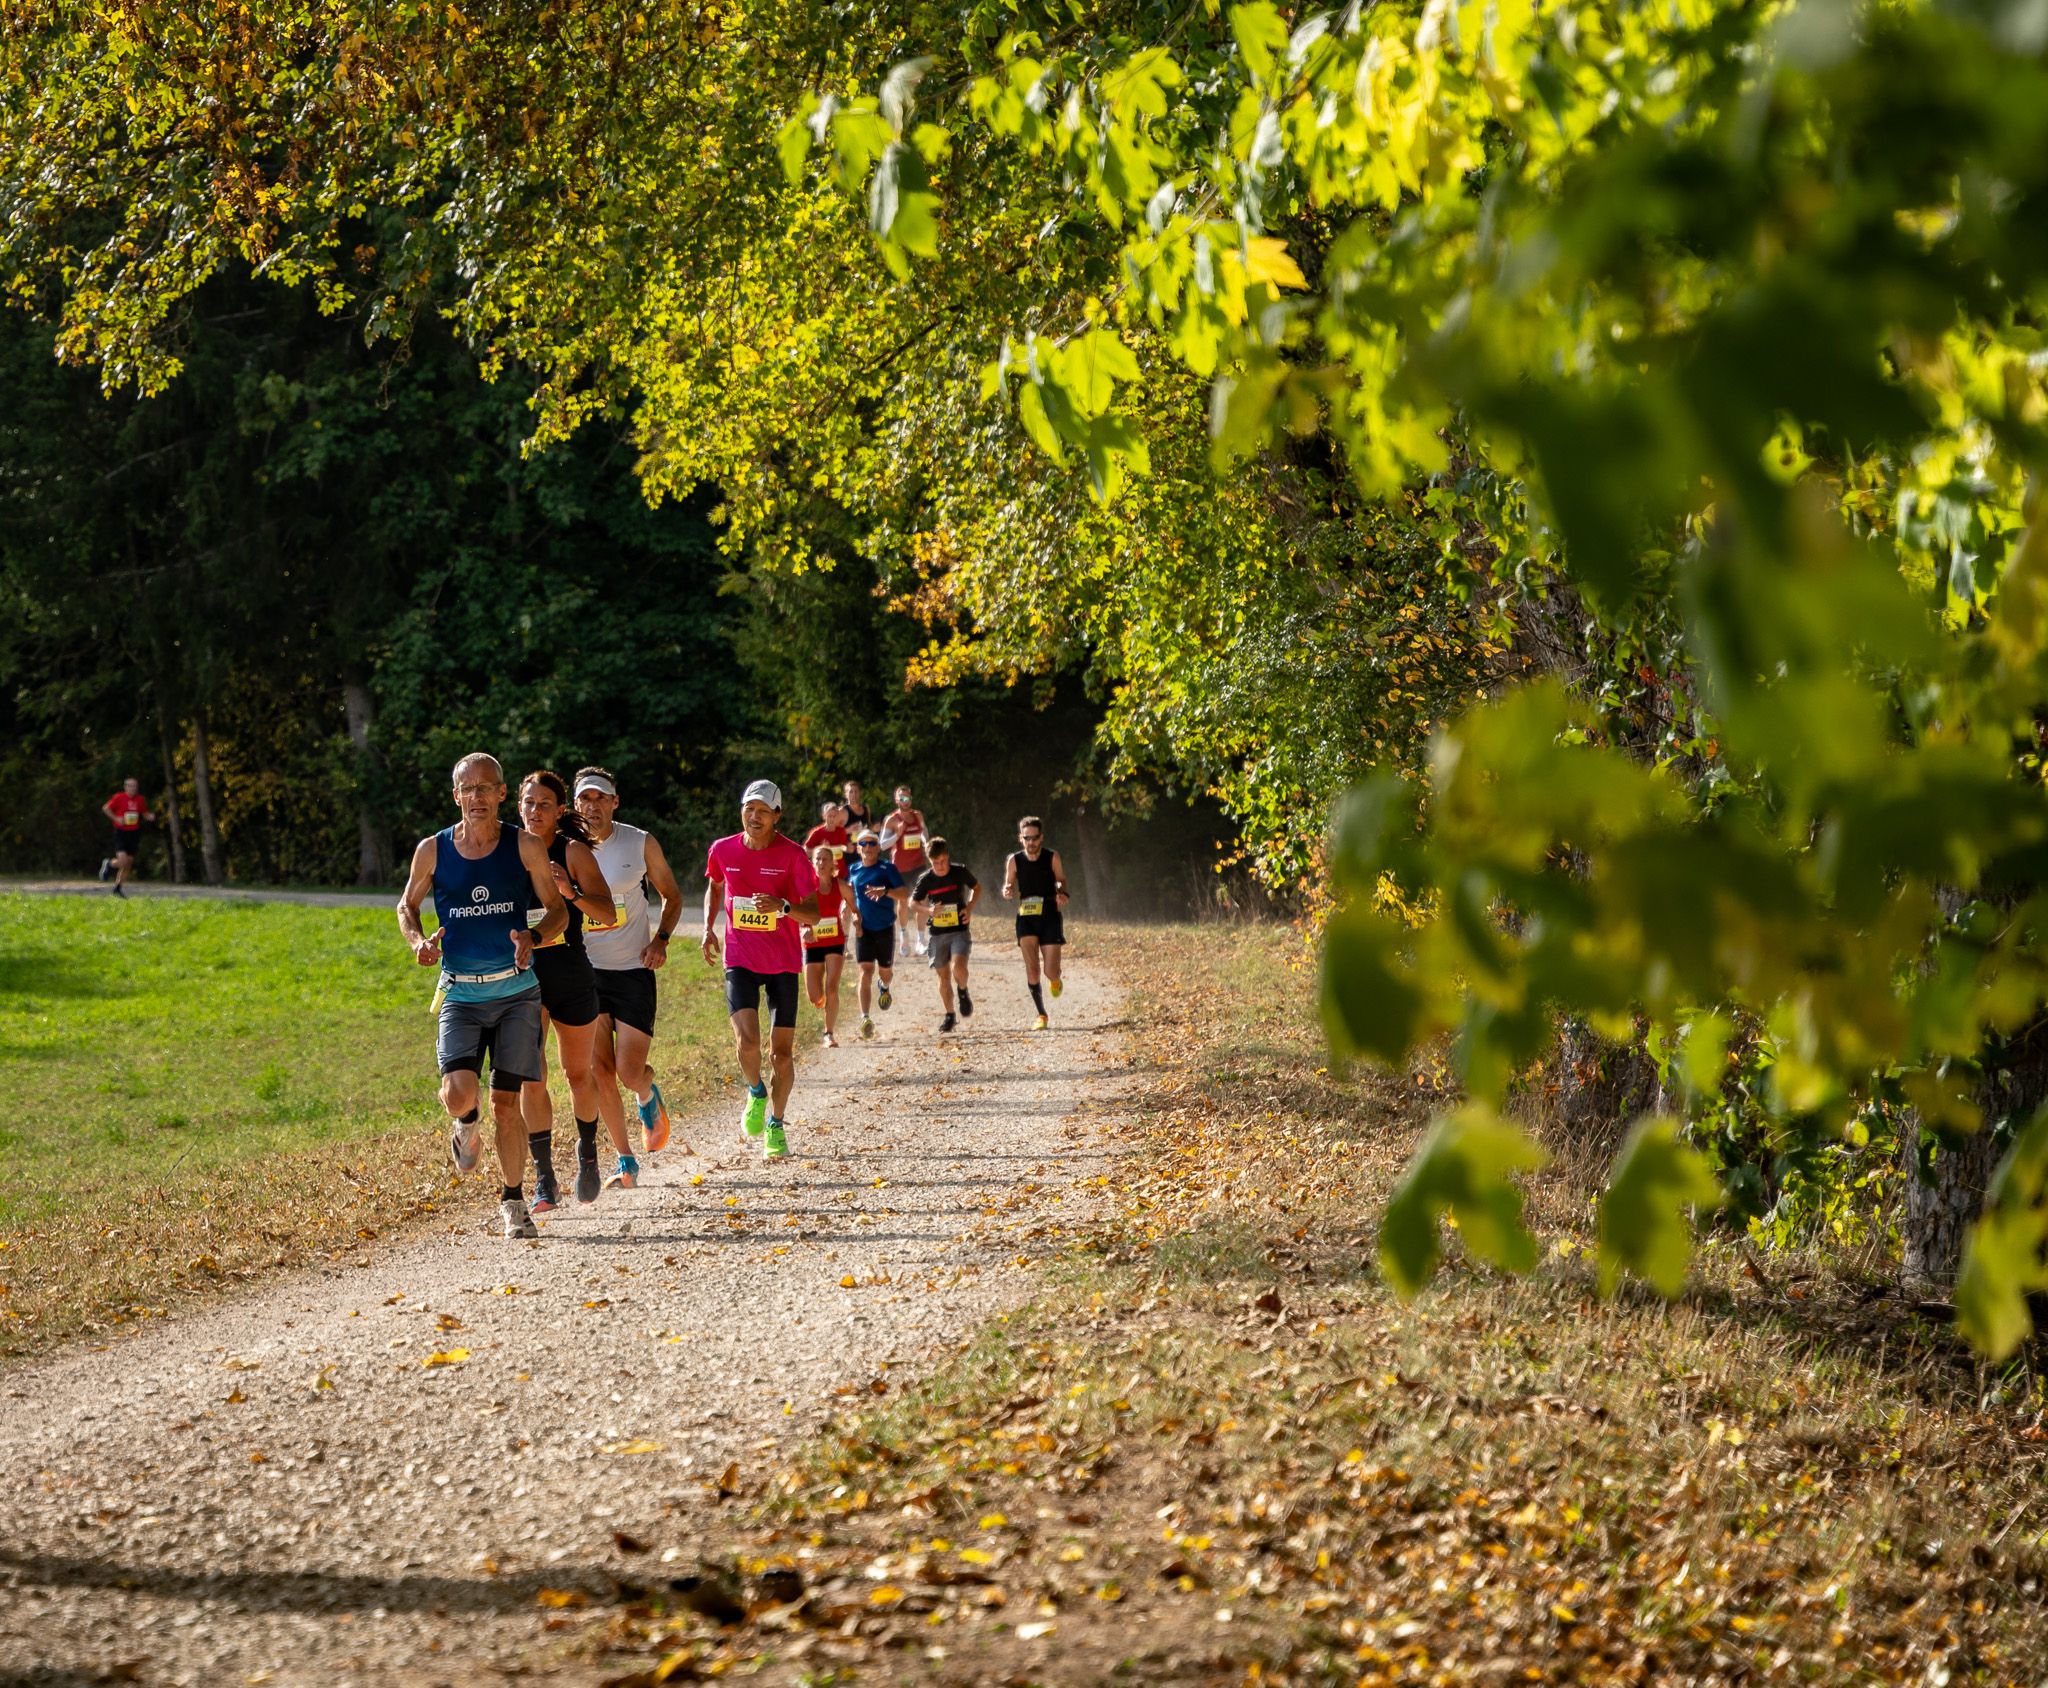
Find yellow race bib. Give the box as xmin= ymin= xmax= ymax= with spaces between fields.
xmin=584 ymin=893 xmax=625 ymax=933
xmin=930 ymin=904 xmax=961 ymax=930
xmin=901 ymin=832 xmax=924 ymax=852
xmin=731 ymin=898 xmax=778 ymax=932
xmin=1019 ymin=897 xmax=1045 ymax=916
xmin=810 ymin=916 xmax=841 ymax=941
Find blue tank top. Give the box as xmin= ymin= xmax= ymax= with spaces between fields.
xmin=434 ymin=824 xmax=537 ymax=1003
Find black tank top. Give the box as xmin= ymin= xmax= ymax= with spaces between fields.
xmin=1011 ymin=848 xmax=1058 ymax=903
xmin=530 ymin=830 xmax=585 ymax=957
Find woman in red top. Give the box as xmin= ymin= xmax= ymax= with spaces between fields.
xmin=801 ymin=843 xmax=850 ymax=1046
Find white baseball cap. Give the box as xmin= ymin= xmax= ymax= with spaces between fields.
xmin=574 ymin=772 xmax=618 ymax=798
xmin=742 ymin=778 xmax=783 ymax=809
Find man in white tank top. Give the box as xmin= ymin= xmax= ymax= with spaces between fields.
xmin=569 ymin=767 xmax=686 ymax=1202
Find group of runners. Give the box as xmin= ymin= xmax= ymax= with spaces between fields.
xmin=396 ymin=758 xmax=1072 ymax=1239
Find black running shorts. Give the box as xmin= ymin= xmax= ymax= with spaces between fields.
xmin=110 ymin=829 xmax=142 ymax=859
xmin=1016 ymin=911 xmax=1067 ymax=947
xmin=724 ymin=966 xmax=801 ymax=1028
xmin=855 ymin=924 xmax=896 ymax=967
xmin=533 ymin=946 xmax=601 ymax=1028
xmin=593 ymin=965 xmax=658 ymax=1037
xmin=804 ymin=944 xmax=845 ymax=967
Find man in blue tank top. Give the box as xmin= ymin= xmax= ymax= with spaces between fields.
xmin=397 ymin=752 xmax=568 ymax=1239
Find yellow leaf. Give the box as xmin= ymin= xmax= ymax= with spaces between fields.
xmin=1016 ymin=1621 xmax=1055 ymax=1640
xmin=436 ymin=1313 xmax=464 ymax=1332
xmin=1551 ymin=1603 xmax=1577 ymax=1623
xmin=979 ymin=1512 xmax=1008 ymax=1529
xmin=690 ymin=1174 xmax=706 ymax=1186
xmin=869 ymin=1585 xmax=906 ymax=1606
xmin=1243 ymin=235 xmax=1307 ymax=290
xmin=840 ymin=1274 xmax=858 ymax=1288
xmin=422 ymin=1348 xmax=471 ymax=1368
xmin=536 ymin=1587 xmax=588 ymax=1609
xmin=958 ymin=1548 xmax=995 ymax=1565
xmin=602 ymin=1439 xmax=666 ymax=1455
xmin=653 ymin=1652 xmax=695 ymax=1684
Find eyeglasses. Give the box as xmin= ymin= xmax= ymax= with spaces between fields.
xmin=1021 ymin=832 xmax=1042 ymax=840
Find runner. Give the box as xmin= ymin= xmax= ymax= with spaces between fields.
xmin=846 ymin=830 xmax=904 ymax=1040
xmin=396 ymin=752 xmax=566 ymax=1239
xmin=804 ymin=799 xmax=853 ymax=882
xmin=909 ymin=838 xmax=980 ymax=1034
xmin=800 ymin=842 xmax=849 ymax=1047
xmin=100 ymin=777 xmax=154 ymax=897
xmin=841 ymin=779 xmax=874 ymax=835
xmin=880 ymin=784 xmax=931 ymax=955
xmin=1001 ymin=814 xmax=1070 ymax=1031
xmin=515 ymin=770 xmax=622 ymax=1215
xmin=572 ymin=767 xmax=681 ymax=1201
xmin=701 ymin=780 xmax=820 ymax=1159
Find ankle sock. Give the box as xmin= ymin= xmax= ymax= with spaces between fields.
xmin=527 ymin=1128 xmax=554 ymax=1165
xmin=618 ymin=1154 xmax=639 ymax=1176
xmin=501 ymin=1184 xmax=523 ymax=1203
xmin=750 ymin=1082 xmax=768 ymax=1098
xmin=1027 ymin=980 xmax=1045 ymax=1012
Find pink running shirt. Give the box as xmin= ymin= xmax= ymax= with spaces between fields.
xmin=706 ymin=832 xmax=819 ymax=975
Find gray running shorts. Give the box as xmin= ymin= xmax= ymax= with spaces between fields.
xmin=927 ymin=927 xmax=973 ymax=969
xmin=437 ymin=986 xmax=545 ymax=1090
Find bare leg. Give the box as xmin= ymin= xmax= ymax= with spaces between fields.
xmin=952 ymin=952 xmax=971 ymax=1003
xmin=520 ymin=1009 xmax=556 ymax=1136
xmin=590 ymin=1017 xmax=635 ymax=1156
xmin=554 ymin=1017 xmax=602 ymax=1123
xmin=821 ymin=953 xmax=843 ymax=1042
xmin=805 ymin=960 xmax=826 ymax=1008
xmin=858 ymin=962 xmax=875 ymax=1016
xmin=730 ymin=1006 xmax=764 ymax=1091
xmin=490 ymin=1088 xmax=527 ymax=1188
xmin=936 ymin=961 xmax=956 ymax=1015
xmin=439 ymin=1068 xmax=481 ymax=1123
xmin=1019 ymin=935 xmax=1041 ymax=985
xmin=769 ymin=1024 xmax=797 ymax=1117
xmin=113 ymin=847 xmax=136 ymax=890
xmin=1044 ymin=944 xmax=1063 ymax=988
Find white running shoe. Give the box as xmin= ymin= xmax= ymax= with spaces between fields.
xmin=500 ymin=1198 xmax=539 ymax=1239
xmin=449 ymin=1117 xmax=482 ymax=1175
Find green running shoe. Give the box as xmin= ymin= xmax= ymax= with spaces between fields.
xmin=763 ymin=1119 xmax=789 ymax=1161
xmin=741 ymin=1086 xmax=768 ymax=1140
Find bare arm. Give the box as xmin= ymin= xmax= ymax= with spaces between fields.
xmin=641 ymin=834 xmax=685 ymax=969
xmin=560 ymin=839 xmax=614 ymax=926
xmin=964 ymin=875 xmax=983 ymax=919
xmin=1001 ymin=853 xmax=1018 ymax=900
xmin=396 ymin=837 xmax=441 ymax=966
xmin=701 ymin=872 xmax=724 ymax=964
xmin=1051 ymin=849 xmax=1070 ymax=906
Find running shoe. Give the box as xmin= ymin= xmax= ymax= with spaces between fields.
xmin=823 ymin=1031 xmax=839 ymax=1048
xmin=763 ymin=1120 xmax=789 ymax=1161
xmin=576 ymin=1146 xmax=601 ymax=1204
xmin=860 ymin=1015 xmax=875 ymax=1040
xmin=958 ymin=986 xmax=974 ymax=1018
xmin=449 ymin=1116 xmax=482 ymax=1175
xmin=97 ymin=859 xmax=111 ymax=882
xmin=111 ymin=883 xmax=126 ymax=898
xmin=638 ymin=1082 xmax=671 ymax=1154
xmin=878 ymin=983 xmax=893 ymax=1011
xmin=1049 ymin=978 xmax=1063 ymax=998
xmin=604 ymin=1165 xmax=637 ymax=1192
xmin=741 ymin=1087 xmax=768 ymax=1140
xmin=1033 ymin=1013 xmax=1049 ymax=1031
xmin=500 ymin=1198 xmax=539 ymax=1240
xmin=940 ymin=1011 xmax=957 ymax=1033
xmin=530 ymin=1168 xmax=560 ymax=1216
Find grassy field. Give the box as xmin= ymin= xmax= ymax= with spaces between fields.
xmin=0 ymin=892 xmax=734 ymax=1358
xmin=570 ymin=922 xmax=2048 ymax=1687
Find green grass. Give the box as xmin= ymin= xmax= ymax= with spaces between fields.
xmin=0 ymin=893 xmax=735 ymax=1354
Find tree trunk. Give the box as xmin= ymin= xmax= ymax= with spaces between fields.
xmin=342 ymin=675 xmax=392 ymax=885
xmin=154 ymin=708 xmax=188 ymax=885
xmin=1901 ymin=1013 xmax=2048 ymax=1290
xmin=191 ymin=712 xmax=224 ymax=886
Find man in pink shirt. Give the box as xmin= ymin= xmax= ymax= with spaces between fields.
xmin=701 ymin=779 xmax=821 ymax=1161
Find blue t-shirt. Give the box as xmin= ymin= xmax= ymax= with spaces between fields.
xmin=846 ymin=859 xmax=905 ymax=930
xmin=433 ymin=824 xmax=540 ymax=1004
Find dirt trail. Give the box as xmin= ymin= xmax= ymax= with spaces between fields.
xmin=0 ymin=946 xmax=1122 ymax=1685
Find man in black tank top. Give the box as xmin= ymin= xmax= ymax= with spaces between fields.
xmin=1001 ymin=814 xmax=1070 ymax=1029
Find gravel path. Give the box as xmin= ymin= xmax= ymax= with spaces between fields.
xmin=0 ymin=946 xmax=1121 ymax=1685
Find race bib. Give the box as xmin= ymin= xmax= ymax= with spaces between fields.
xmin=1019 ymin=897 xmax=1045 ymax=917
xmin=584 ymin=893 xmax=625 ymax=933
xmin=731 ymin=897 xmax=778 ymax=932
xmin=528 ymin=909 xmax=566 ymax=948
xmin=930 ymin=904 xmax=961 ymax=930
xmin=830 ymin=844 xmax=847 ymax=857
xmin=901 ymin=832 xmax=924 ymax=851
xmin=810 ymin=916 xmax=841 ymax=940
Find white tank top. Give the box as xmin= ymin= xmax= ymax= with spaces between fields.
xmin=582 ymin=822 xmax=652 ymax=971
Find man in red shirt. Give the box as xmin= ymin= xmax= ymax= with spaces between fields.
xmin=881 ymin=784 xmax=932 ymax=954
xmin=100 ymin=778 xmax=155 ymax=898
xmin=803 ymin=799 xmax=852 ymax=881
xmin=701 ymin=780 xmax=821 ymax=1162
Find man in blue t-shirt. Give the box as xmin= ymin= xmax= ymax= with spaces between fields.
xmin=846 ymin=830 xmax=905 ymax=1040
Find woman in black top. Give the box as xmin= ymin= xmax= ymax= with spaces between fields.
xmin=517 ymin=770 xmax=619 ymax=1211
xmin=1001 ymin=815 xmax=1070 ymax=1028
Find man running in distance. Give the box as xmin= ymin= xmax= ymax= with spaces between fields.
xmin=702 ymin=780 xmax=820 ymax=1160
xmin=101 ymin=777 xmax=154 ymax=897
xmin=841 ymin=779 xmax=874 ymax=835
xmin=910 ymin=838 xmax=980 ymax=1034
xmin=1001 ymin=815 xmax=1071 ymax=1030
xmin=573 ymin=768 xmax=682 ymax=1200
xmin=881 ymin=784 xmax=931 ymax=954
xmin=397 ymin=753 xmax=566 ymax=1239
xmin=804 ymin=799 xmax=853 ymax=883
xmin=847 ymin=831 xmax=904 ymax=1039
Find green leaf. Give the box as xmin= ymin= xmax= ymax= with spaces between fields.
xmin=1955 ymin=1107 xmax=2048 ymax=1360
xmin=777 ymin=97 xmax=817 ymax=185
xmin=1596 ymin=1118 xmax=1722 ymax=1297
xmin=1016 ymin=381 xmax=1066 ymax=465
xmin=867 ymin=142 xmax=939 ymax=255
xmin=1230 ymin=2 xmax=1290 ymax=84
xmin=1378 ymin=1104 xmax=1549 ymax=1296
xmin=1321 ymin=902 xmax=1425 ymax=1066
